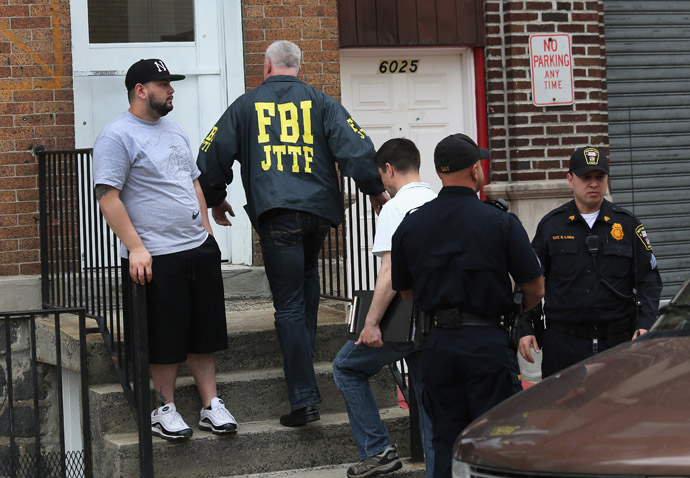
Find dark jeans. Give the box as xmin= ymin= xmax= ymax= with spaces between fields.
xmin=258 ymin=209 xmax=330 ymax=410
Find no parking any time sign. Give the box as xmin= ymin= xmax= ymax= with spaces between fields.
xmin=529 ymin=34 xmax=574 ymax=106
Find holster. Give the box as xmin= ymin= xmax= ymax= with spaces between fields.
xmin=412 ymin=306 xmax=429 ymax=349
xmin=508 ymin=314 xmax=520 ymax=353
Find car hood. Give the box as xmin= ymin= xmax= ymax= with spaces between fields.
xmin=456 ymin=335 xmax=690 ymax=475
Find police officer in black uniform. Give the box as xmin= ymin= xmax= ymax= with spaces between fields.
xmin=391 ymin=133 xmax=545 ymax=478
xmin=196 ymin=40 xmax=389 ymax=427
xmin=519 ymin=146 xmax=662 ymax=378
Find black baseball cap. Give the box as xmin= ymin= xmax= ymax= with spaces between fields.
xmin=125 ymin=59 xmax=185 ymax=91
xmin=569 ymin=146 xmax=609 ymax=176
xmin=434 ymin=133 xmax=490 ymax=173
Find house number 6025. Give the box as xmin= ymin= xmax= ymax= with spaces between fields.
xmin=378 ymin=60 xmax=419 ymax=74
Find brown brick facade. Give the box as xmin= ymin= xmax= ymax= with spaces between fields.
xmin=483 ymin=0 xmax=608 ymax=183
xmin=0 ymin=0 xmax=74 ymax=276
xmin=242 ymin=0 xmax=340 ymax=98
xmin=0 ymin=0 xmax=609 ymax=276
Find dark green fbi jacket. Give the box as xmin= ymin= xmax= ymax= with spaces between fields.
xmin=196 ymin=75 xmax=384 ymax=228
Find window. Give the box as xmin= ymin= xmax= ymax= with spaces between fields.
xmin=88 ymin=0 xmax=194 ymax=43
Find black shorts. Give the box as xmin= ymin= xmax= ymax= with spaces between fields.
xmin=122 ymin=235 xmax=228 ymax=364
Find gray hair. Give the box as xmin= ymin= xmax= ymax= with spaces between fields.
xmin=265 ymin=41 xmax=301 ymax=70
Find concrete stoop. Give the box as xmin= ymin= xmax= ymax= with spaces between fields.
xmin=234 ymin=458 xmax=426 ymax=478
xmin=85 ymin=300 xmax=422 ymax=478
xmin=89 ymin=362 xmax=399 ymax=436
xmin=98 ymin=409 xmax=411 ymax=478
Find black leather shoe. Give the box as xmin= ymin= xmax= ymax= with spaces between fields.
xmin=279 ymin=405 xmax=320 ymax=427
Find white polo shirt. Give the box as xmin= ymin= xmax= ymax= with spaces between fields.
xmin=372 ymin=182 xmax=436 ymax=257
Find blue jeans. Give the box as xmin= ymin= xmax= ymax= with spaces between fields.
xmin=333 ymin=340 xmax=435 ymax=478
xmin=258 ymin=209 xmax=331 ymax=410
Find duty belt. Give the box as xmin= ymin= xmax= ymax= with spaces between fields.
xmin=431 ymin=308 xmax=504 ymax=329
xmin=546 ymin=317 xmax=632 ymax=341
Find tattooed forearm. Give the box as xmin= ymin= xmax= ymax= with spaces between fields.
xmin=94 ymin=184 xmax=112 ymax=201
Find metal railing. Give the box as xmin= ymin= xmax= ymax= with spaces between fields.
xmin=36 ymin=148 xmax=154 ymax=477
xmin=0 ymin=308 xmax=92 ymax=478
xmin=318 ymin=174 xmax=380 ymax=299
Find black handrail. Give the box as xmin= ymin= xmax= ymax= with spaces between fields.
xmin=36 ymin=148 xmax=154 ymax=477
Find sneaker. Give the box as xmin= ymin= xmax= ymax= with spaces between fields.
xmin=347 ymin=445 xmax=403 ymax=477
xmin=199 ymin=397 xmax=238 ymax=434
xmin=151 ymin=403 xmax=193 ymax=441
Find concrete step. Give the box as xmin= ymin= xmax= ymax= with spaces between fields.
xmin=96 ymin=408 xmax=413 ymax=478
xmin=73 ymin=301 xmax=350 ymax=383
xmin=208 ymin=302 xmax=350 ymax=373
xmin=89 ymin=361 xmax=400 ymax=435
xmin=229 ymin=458 xmax=426 ymax=477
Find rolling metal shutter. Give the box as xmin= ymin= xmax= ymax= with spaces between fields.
xmin=604 ymin=0 xmax=690 ymax=299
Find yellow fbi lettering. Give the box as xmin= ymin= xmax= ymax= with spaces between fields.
xmin=256 ymin=100 xmax=315 ymax=173
xmin=200 ymin=126 xmax=218 ymax=152
xmin=347 ymin=118 xmax=367 ymax=139
xmin=262 ymin=145 xmax=314 ymax=173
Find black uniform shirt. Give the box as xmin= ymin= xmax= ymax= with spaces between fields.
xmin=196 ymin=75 xmax=384 ymax=227
xmin=391 ymin=186 xmax=543 ymax=316
xmin=531 ymin=199 xmax=662 ymax=330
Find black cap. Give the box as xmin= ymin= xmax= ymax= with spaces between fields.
xmin=434 ymin=134 xmax=490 ymax=173
xmin=125 ymin=59 xmax=185 ymax=91
xmin=569 ymin=146 xmax=609 ymax=176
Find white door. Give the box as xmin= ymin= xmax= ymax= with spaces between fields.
xmin=340 ymin=48 xmax=476 ymax=291
xmin=340 ymin=48 xmax=476 ymax=192
xmin=70 ymin=0 xmax=251 ymax=264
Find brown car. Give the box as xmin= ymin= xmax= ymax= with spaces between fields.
xmin=453 ymin=278 xmax=690 ymax=478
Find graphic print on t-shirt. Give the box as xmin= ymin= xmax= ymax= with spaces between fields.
xmin=166 ymin=144 xmax=193 ymax=185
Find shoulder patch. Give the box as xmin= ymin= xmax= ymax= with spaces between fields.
xmin=635 ymin=224 xmax=653 ymax=251
xmin=484 ymin=198 xmax=509 ymax=212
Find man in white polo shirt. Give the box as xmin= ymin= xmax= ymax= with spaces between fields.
xmin=333 ymin=138 xmax=436 ymax=478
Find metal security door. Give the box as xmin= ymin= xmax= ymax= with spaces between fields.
xmin=605 ymin=0 xmax=690 ymax=298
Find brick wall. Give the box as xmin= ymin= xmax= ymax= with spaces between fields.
xmin=242 ymin=0 xmax=340 ymax=97
xmin=0 ymin=0 xmax=74 ymax=276
xmin=241 ymin=0 xmax=340 ymax=264
xmin=484 ymin=0 xmax=608 ymax=183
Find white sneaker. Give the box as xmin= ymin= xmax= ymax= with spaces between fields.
xmin=151 ymin=403 xmax=193 ymax=441
xmin=199 ymin=397 xmax=238 ymax=434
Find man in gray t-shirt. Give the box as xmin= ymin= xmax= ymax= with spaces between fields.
xmin=93 ymin=59 xmax=236 ymax=441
